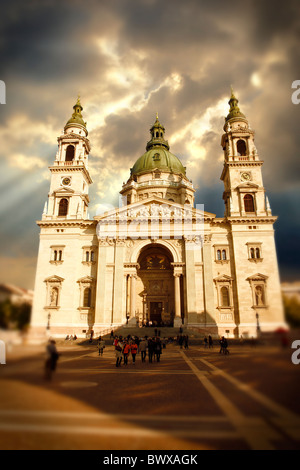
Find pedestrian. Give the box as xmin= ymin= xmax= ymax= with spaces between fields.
xmin=131 ymin=339 xmax=138 ymax=364
xmin=139 ymin=338 xmax=147 ymax=362
xmin=219 ymin=336 xmax=229 ymax=354
xmin=115 ymin=337 xmax=123 ymax=367
xmin=148 ymin=337 xmax=154 ymax=363
xmin=183 ymin=335 xmax=189 ymax=349
xmin=89 ymin=329 xmax=94 ymax=343
xmin=45 ymin=339 xmax=60 ymax=380
xmin=97 ymin=336 xmax=105 ymax=356
xmin=223 ymin=337 xmax=229 ymax=355
xmin=154 ymin=338 xmax=162 ymax=362
xmin=204 ymin=336 xmax=208 ymax=348
xmin=123 ymin=340 xmax=131 ymax=365
xmin=208 ymin=335 xmax=213 ymax=348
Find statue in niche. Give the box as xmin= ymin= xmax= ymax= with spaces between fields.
xmin=50 ymin=287 xmax=58 ymax=306
xmin=255 ymin=286 xmax=264 ymax=306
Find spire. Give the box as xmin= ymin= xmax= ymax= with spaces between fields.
xmin=225 ymin=88 xmax=246 ymax=123
xmin=146 ymin=113 xmax=170 ymax=151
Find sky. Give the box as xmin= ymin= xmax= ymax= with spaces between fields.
xmin=0 ymin=0 xmax=299 ymax=289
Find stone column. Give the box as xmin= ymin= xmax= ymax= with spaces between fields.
xmin=112 ymin=240 xmax=125 ymax=325
xmin=174 ymin=273 xmax=182 ymax=327
xmin=130 ymin=274 xmax=136 ymax=318
xmin=202 ymin=234 xmax=217 ymax=328
xmin=184 ymin=242 xmax=197 ymax=325
xmin=94 ymin=241 xmax=107 ymax=326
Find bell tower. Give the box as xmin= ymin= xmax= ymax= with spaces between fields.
xmin=43 ymin=96 xmax=92 ymax=220
xmin=220 ymin=89 xmax=272 ymax=218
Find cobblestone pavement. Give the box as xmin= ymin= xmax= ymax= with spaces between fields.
xmin=0 ymin=341 xmax=299 ymax=450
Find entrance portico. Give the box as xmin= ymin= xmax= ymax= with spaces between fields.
xmin=126 ymin=242 xmax=184 ymax=327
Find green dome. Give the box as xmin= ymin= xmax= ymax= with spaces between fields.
xmin=131 ymin=114 xmax=186 ymax=176
xmin=131 ymin=148 xmax=186 ymax=176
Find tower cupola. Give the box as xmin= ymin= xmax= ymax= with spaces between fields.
xmin=224 ymin=88 xmax=247 ymax=129
xmin=146 ymin=113 xmax=170 ymax=151
xmin=64 ymin=95 xmax=88 ymax=136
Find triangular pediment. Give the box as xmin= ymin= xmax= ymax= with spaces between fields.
xmin=236 ymin=182 xmax=259 ymax=189
xmin=53 ymin=187 xmax=75 ymax=195
xmin=77 ymin=276 xmax=95 ymax=284
xmin=214 ymin=274 xmax=234 ymax=282
xmin=94 ymin=196 xmax=216 ymax=222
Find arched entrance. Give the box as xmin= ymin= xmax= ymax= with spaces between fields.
xmin=137 ymin=244 xmax=175 ymax=326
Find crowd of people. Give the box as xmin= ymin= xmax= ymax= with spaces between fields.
xmin=113 ymin=335 xmax=163 ymax=367
xmin=44 ymin=332 xmax=230 ymax=380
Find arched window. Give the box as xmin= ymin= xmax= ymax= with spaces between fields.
xmin=221 ymin=286 xmax=230 ymax=307
xmin=65 ymin=145 xmax=75 ymax=162
xmin=90 ymin=251 xmax=94 ymax=262
xmin=85 ymin=251 xmax=89 ymax=262
xmin=54 ymin=250 xmax=57 ymax=261
xmin=58 ymin=198 xmax=68 ymax=216
xmin=222 ymin=250 xmax=227 ymax=260
xmin=237 ymin=139 xmax=247 ymax=156
xmin=217 ymin=250 xmax=221 ymax=260
xmin=256 ymin=248 xmax=260 ymax=259
xmin=244 ymin=194 xmax=255 ymax=213
xmin=250 ymin=248 xmax=255 ymax=259
xmin=58 ymin=250 xmax=62 ymax=261
xmin=83 ymin=287 xmax=91 ymax=308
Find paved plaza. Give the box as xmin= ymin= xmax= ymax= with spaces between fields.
xmin=0 ymin=335 xmax=300 ymax=450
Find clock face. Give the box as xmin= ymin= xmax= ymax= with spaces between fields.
xmin=241 ymin=172 xmax=251 ymax=182
xmin=62 ymin=177 xmax=71 ymax=186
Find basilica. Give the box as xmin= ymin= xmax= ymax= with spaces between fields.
xmin=30 ymin=92 xmax=286 ymax=339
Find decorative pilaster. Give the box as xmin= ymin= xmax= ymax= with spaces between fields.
xmin=173 ymin=273 xmax=182 ymax=326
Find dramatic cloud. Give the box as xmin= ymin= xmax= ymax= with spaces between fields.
xmin=0 ymin=0 xmax=299 ymax=287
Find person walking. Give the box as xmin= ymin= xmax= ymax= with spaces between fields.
xmin=131 ymin=339 xmax=138 ymax=364
xmin=208 ymin=335 xmax=213 ymax=349
xmin=115 ymin=337 xmax=123 ymax=367
xmin=154 ymin=337 xmax=162 ymax=362
xmin=204 ymin=336 xmax=208 ymax=348
xmin=123 ymin=340 xmax=131 ymax=365
xmin=97 ymin=336 xmax=105 ymax=356
xmin=44 ymin=339 xmax=60 ymax=380
xmin=139 ymin=338 xmax=147 ymax=363
xmin=148 ymin=337 xmax=154 ymax=363
xmin=219 ymin=336 xmax=229 ymax=354
xmin=183 ymin=335 xmax=189 ymax=349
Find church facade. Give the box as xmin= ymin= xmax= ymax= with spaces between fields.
xmin=30 ymin=92 xmax=286 ymax=339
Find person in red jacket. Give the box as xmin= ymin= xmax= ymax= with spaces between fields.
xmin=131 ymin=339 xmax=138 ymax=364
xmin=123 ymin=340 xmax=131 ymax=365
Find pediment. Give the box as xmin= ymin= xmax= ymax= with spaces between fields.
xmin=246 ymin=273 xmax=268 ymax=281
xmin=236 ymin=182 xmax=259 ymax=189
xmin=77 ymin=276 xmax=95 ymax=284
xmin=44 ymin=275 xmax=64 ymax=283
xmin=53 ymin=186 xmax=75 ymax=195
xmin=94 ymin=196 xmax=216 ymax=222
xmin=214 ymin=274 xmax=234 ymax=282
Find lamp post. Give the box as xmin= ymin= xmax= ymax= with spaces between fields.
xmin=256 ymin=312 xmax=260 ymax=336
xmin=46 ymin=313 xmax=51 ymax=331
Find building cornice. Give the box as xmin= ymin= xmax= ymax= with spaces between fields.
xmin=37 ymin=219 xmax=97 ymax=228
